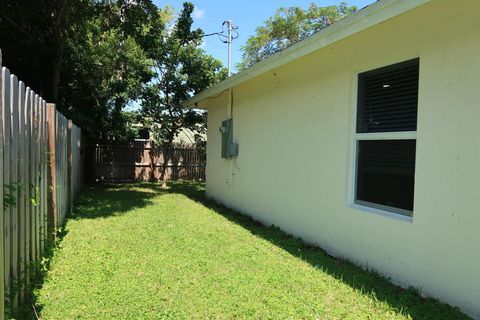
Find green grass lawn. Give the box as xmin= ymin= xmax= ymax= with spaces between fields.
xmin=27 ymin=182 xmax=469 ymax=319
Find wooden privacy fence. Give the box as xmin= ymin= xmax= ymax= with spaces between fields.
xmin=0 ymin=53 xmax=83 ymax=318
xmin=93 ymin=141 xmax=205 ymax=182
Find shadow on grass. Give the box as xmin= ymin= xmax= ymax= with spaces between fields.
xmin=17 ymin=181 xmax=470 ymax=319
xmin=14 ymin=227 xmax=69 ymax=319
xmin=14 ymin=184 xmax=163 ymax=319
xmin=163 ymin=181 xmax=470 ymax=320
xmin=69 ymin=184 xmax=161 ymax=220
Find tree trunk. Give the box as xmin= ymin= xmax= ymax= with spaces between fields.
xmin=51 ymin=39 xmax=64 ymax=102
xmin=160 ymin=140 xmax=173 ymax=188
xmin=149 ymin=140 xmax=155 ymax=182
xmin=51 ymin=0 xmax=67 ymax=102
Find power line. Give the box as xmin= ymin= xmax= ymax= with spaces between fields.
xmin=203 ymin=20 xmax=239 ymax=76
xmin=203 ymin=22 xmax=239 ymax=41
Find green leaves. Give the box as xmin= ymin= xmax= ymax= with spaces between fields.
xmin=3 ymin=183 xmax=24 ymax=209
xmin=3 ymin=183 xmax=39 ymax=209
xmin=0 ymin=0 xmax=165 ymax=142
xmin=175 ymin=2 xmax=204 ymax=46
xmin=237 ymin=2 xmax=357 ymax=70
xmin=0 ymin=1 xmax=223 ymax=143
xmin=141 ymin=3 xmax=227 ymax=149
xmin=58 ymin=0 xmax=163 ymax=141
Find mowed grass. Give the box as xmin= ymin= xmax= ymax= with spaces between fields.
xmin=32 ymin=182 xmax=469 ymax=319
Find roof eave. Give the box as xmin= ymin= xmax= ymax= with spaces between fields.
xmin=183 ymin=0 xmax=431 ymax=108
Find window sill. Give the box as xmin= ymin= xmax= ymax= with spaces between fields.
xmin=349 ymin=203 xmax=413 ymax=223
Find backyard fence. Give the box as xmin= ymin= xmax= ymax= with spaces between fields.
xmin=93 ymin=141 xmax=205 ymax=182
xmin=0 ymin=52 xmax=83 ymax=318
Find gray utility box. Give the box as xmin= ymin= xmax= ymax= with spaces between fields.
xmin=220 ymin=119 xmax=239 ymax=158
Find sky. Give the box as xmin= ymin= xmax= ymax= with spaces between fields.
xmin=153 ymin=0 xmax=376 ymax=72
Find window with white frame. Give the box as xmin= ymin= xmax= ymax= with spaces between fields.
xmin=354 ymin=58 xmax=419 ymax=217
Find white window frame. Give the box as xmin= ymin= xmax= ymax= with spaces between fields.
xmin=347 ymin=59 xmax=419 ymax=223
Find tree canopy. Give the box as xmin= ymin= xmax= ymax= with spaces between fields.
xmin=57 ymin=0 xmax=163 ymax=141
xmin=0 ymin=0 xmax=162 ymax=140
xmin=0 ymin=1 xmax=224 ymax=142
xmin=237 ymin=2 xmax=357 ymax=70
xmin=141 ymin=2 xmax=227 ymax=185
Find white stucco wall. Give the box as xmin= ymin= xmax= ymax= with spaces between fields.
xmin=204 ymin=0 xmax=480 ymax=317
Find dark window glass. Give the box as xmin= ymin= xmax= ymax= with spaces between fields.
xmin=356 ymin=140 xmax=416 ymax=213
xmin=357 ymin=59 xmax=419 ymax=133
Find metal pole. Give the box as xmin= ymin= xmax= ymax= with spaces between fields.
xmin=226 ymin=20 xmax=232 ymax=76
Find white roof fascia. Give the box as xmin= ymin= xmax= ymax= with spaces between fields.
xmin=183 ymin=0 xmax=431 ymax=108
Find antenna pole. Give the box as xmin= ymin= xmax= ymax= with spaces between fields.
xmin=226 ymin=20 xmax=233 ymax=76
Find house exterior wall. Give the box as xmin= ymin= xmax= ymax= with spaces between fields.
xmin=204 ymin=0 xmax=480 ymax=317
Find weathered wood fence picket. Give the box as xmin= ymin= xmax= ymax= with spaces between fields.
xmin=93 ymin=141 xmax=205 ymax=182
xmin=0 ymin=52 xmax=83 ymax=318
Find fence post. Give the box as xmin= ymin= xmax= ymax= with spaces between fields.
xmin=67 ymin=120 xmax=73 ymax=213
xmin=9 ymin=74 xmax=19 ymax=311
xmin=16 ymin=81 xmax=26 ymax=304
xmin=46 ymin=104 xmax=57 ymax=236
xmin=23 ymin=88 xmax=31 ymax=295
xmin=2 ymin=67 xmax=11 ymax=311
xmin=0 ymin=50 xmax=5 ymax=320
xmin=33 ymin=95 xmax=40 ymax=262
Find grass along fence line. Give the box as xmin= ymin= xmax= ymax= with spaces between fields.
xmin=28 ymin=182 xmax=469 ymax=319
xmin=0 ymin=51 xmax=83 ymax=318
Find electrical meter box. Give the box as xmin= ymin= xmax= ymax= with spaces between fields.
xmin=220 ymin=119 xmax=239 ymax=158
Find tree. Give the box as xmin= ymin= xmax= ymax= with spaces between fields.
xmin=237 ymin=2 xmax=357 ymax=70
xmin=141 ymin=2 xmax=227 ymax=187
xmin=57 ymin=0 xmax=165 ymax=141
xmin=0 ymin=0 xmax=80 ymax=102
xmin=0 ymin=0 xmax=163 ymax=141
xmin=57 ymin=0 xmax=162 ymax=141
